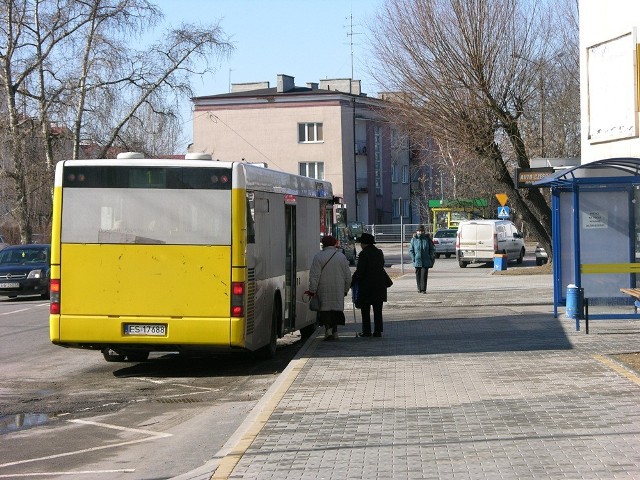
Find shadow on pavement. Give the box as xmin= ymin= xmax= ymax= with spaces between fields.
xmin=310 ymin=314 xmax=572 ymax=358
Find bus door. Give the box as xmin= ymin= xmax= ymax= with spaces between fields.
xmin=284 ymin=203 xmax=296 ymax=330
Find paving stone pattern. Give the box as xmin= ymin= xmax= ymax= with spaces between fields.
xmin=228 ymin=273 xmax=640 ymax=479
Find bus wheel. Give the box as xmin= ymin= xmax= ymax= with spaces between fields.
xmin=257 ymin=302 xmax=279 ymax=359
xmin=125 ymin=351 xmax=150 ymax=362
xmin=102 ymin=348 xmax=126 ymax=362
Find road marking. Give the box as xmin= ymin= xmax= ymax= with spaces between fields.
xmin=0 ymin=469 xmax=135 ymax=478
xmin=0 ymin=420 xmax=171 ymax=469
xmin=594 ymin=354 xmax=640 ymax=386
xmin=0 ymin=308 xmax=31 ymax=316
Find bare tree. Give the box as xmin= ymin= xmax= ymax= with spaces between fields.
xmin=369 ymin=0 xmax=579 ymax=257
xmin=0 ymin=0 xmax=232 ymax=243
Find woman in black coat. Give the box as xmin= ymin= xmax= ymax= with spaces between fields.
xmin=351 ymin=233 xmax=388 ymax=337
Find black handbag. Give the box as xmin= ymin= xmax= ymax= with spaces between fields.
xmin=309 ymin=295 xmax=321 ymax=311
xmin=385 ymin=271 xmax=393 ymax=288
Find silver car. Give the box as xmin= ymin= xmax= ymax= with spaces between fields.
xmin=433 ymin=229 xmax=457 ymax=258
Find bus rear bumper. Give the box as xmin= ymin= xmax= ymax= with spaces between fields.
xmin=50 ymin=315 xmax=246 ymax=350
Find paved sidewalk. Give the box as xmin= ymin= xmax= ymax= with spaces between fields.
xmin=185 ymin=269 xmax=640 ymax=479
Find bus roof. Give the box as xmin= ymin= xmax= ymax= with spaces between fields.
xmin=54 ymin=158 xmax=333 ymax=199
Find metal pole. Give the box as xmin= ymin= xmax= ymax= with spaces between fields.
xmin=539 ymin=68 xmax=545 ymax=158
xmin=400 ymin=197 xmax=404 ymax=274
xmin=353 ymin=97 xmax=358 ymax=222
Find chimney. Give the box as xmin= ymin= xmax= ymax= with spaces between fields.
xmin=306 ymin=82 xmax=319 ymax=90
xmin=277 ymin=74 xmax=295 ymax=93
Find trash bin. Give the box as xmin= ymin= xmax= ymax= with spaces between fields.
xmin=493 ymin=253 xmax=507 ymax=271
xmin=566 ymin=284 xmax=584 ymax=319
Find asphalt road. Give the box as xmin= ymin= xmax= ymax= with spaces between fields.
xmin=0 ymin=298 xmax=306 ymax=479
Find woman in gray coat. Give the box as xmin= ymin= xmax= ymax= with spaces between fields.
xmin=308 ymin=235 xmax=352 ymax=340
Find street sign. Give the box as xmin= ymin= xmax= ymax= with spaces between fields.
xmin=495 ymin=193 xmax=508 ymax=206
xmin=497 ymin=206 xmax=510 ymax=219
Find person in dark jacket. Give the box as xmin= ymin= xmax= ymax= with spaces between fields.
xmin=351 ymin=233 xmax=388 ymax=337
xmin=409 ymin=225 xmax=436 ymax=294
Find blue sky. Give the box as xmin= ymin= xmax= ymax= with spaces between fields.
xmin=150 ymin=0 xmax=385 ymax=140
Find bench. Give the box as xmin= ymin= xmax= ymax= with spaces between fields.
xmin=620 ymin=288 xmax=640 ymax=314
xmin=620 ymin=288 xmax=640 ymax=300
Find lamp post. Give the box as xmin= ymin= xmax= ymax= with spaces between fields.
xmin=538 ymin=67 xmax=545 ymax=158
xmin=399 ymin=196 xmax=405 ymax=274
xmin=515 ymin=54 xmax=547 ymax=158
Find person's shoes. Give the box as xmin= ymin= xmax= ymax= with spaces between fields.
xmin=373 ymin=332 xmax=382 ymax=337
xmin=358 ymin=332 xmax=371 ymax=337
xmin=332 ymin=331 xmax=339 ymax=340
xmin=421 ymin=291 xmax=426 ymax=294
xmin=324 ymin=327 xmax=333 ymax=339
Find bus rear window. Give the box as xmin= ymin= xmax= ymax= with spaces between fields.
xmin=61 ymin=188 xmax=232 ymax=245
xmin=62 ymin=166 xmax=232 ymax=190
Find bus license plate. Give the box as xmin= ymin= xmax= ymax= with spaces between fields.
xmin=124 ymin=324 xmax=167 ymax=336
xmin=0 ymin=282 xmax=20 ymax=288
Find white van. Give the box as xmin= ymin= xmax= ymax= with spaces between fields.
xmin=456 ymin=219 xmax=525 ymax=268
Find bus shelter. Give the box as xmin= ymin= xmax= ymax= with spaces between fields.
xmin=534 ymin=158 xmax=640 ymax=324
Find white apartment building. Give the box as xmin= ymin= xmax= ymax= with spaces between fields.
xmin=190 ymin=74 xmax=412 ymax=225
xmin=580 ymin=2 xmax=640 ymax=161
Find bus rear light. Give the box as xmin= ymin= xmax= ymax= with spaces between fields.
xmin=232 ymin=283 xmax=244 ymax=295
xmin=50 ymin=279 xmax=60 ymax=314
xmin=231 ymin=281 xmax=245 ymax=318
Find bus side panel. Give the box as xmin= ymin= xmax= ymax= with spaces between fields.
xmin=295 ymin=196 xmax=321 ymax=330
xmin=249 ymin=192 xmax=285 ymax=347
xmin=60 ymin=244 xmax=231 ymax=317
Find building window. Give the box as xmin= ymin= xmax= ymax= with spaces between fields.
xmin=402 ymin=165 xmax=409 ymax=184
xmin=298 ymin=123 xmax=323 ymax=143
xmin=299 ymin=162 xmax=324 ymax=180
xmin=392 ymin=163 xmax=399 ymax=183
xmin=393 ymin=197 xmax=409 ymax=218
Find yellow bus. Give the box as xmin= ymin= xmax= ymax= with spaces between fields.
xmin=49 ymin=152 xmax=334 ymax=361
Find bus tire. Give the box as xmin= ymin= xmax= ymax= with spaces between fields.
xmin=102 ymin=348 xmax=126 ymax=362
xmin=257 ymin=300 xmax=279 ymax=359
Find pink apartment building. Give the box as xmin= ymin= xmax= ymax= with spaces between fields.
xmin=190 ymin=74 xmax=413 ymax=225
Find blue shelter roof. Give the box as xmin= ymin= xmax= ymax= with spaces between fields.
xmin=533 ymin=158 xmax=640 ymax=188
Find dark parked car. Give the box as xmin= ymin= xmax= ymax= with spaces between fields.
xmin=0 ymin=244 xmax=51 ymax=299
xmin=433 ymin=229 xmax=457 ymax=258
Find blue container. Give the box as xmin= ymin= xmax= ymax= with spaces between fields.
xmin=566 ymin=285 xmax=584 ymax=319
xmin=493 ymin=254 xmax=507 ymax=271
